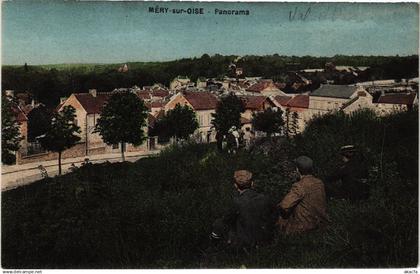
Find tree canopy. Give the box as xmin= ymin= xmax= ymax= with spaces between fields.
xmin=94 ymin=91 xmax=148 ymax=161
xmin=252 ymin=107 xmax=284 ymax=137
xmin=1 ymin=96 xmax=22 ymax=164
xmin=27 ymin=105 xmax=52 ymax=142
xmin=151 ymin=104 xmax=199 ymax=142
xmin=39 ymin=105 xmax=81 ymax=174
xmin=211 ymin=93 xmax=245 ymax=135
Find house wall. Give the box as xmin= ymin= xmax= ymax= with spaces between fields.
xmin=308 ymin=96 xmax=348 ymax=115
xmin=242 ymin=110 xmax=255 ymax=120
xmin=17 ymin=142 xmax=87 ymax=165
xmin=59 ymin=94 xmax=88 ymax=142
xmin=164 ymin=94 xmax=193 ymax=111
xmin=342 ymin=96 xmax=375 ymax=114
xmin=19 ymin=120 xmax=28 ymax=153
xmin=373 ymin=103 xmax=408 ymax=116
xmin=286 ymin=108 xmax=310 ymax=133
xmin=196 ymin=109 xmax=216 ymax=142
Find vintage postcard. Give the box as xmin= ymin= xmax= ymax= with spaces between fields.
xmin=1 ymin=0 xmax=418 ymax=271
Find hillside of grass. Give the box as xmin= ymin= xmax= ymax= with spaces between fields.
xmin=2 ymin=108 xmax=418 ymax=268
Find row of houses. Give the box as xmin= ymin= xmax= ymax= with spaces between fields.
xmin=9 ymin=78 xmax=418 ymax=165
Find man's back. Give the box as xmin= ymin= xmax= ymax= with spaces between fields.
xmin=232 ymin=189 xmax=274 ymax=247
xmin=278 ymin=175 xmax=328 ymax=234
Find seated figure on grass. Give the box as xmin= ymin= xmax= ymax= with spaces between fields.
xmin=277 ymin=156 xmax=329 ymax=234
xmin=211 ymin=170 xmax=276 ymax=250
xmin=325 ymin=145 xmax=370 ymax=201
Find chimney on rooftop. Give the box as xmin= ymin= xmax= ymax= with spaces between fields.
xmin=89 ymin=89 xmax=97 ymax=97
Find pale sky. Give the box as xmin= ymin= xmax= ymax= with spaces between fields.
xmin=2 ymin=1 xmax=419 ymax=65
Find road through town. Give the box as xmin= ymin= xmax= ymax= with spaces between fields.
xmin=1 ymin=150 xmax=160 ymax=191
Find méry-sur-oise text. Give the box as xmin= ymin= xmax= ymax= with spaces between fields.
xmin=148 ymin=6 xmax=250 ymax=16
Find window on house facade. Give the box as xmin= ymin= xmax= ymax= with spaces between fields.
xmin=73 ymin=119 xmax=78 ymax=126
xmin=112 ymin=143 xmax=119 ymax=149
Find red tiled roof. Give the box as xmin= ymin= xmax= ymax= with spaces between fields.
xmin=155 ymin=109 xmax=165 ymax=119
xmin=151 ymin=89 xmax=169 ymax=98
xmin=74 ymin=93 xmax=112 ymax=114
xmin=273 ymin=95 xmax=292 ymax=106
xmin=183 ymin=92 xmax=218 ymax=110
xmin=274 ymin=82 xmax=286 ymax=90
xmin=240 ymin=96 xmax=267 ymax=110
xmin=21 ymin=104 xmax=34 ymax=115
xmin=136 ymin=91 xmax=152 ymax=100
xmin=246 ymin=80 xmax=275 ymax=93
xmin=377 ymin=93 xmax=416 ymax=105
xmin=56 ymin=102 xmax=64 ymax=112
xmin=11 ymin=106 xmax=28 ymax=122
xmin=286 ymin=95 xmax=309 ymax=109
xmin=151 ymin=101 xmax=165 ymax=108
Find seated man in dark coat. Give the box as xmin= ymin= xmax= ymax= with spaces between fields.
xmin=211 ymin=170 xmax=276 ymax=249
xmin=326 ymin=145 xmax=370 ymax=201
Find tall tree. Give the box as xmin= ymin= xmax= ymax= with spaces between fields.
xmin=27 ymin=105 xmax=52 ymax=142
xmin=39 ymin=105 xmax=81 ymax=175
xmin=289 ymin=111 xmax=300 ymax=136
xmin=151 ymin=104 xmax=199 ymax=142
xmin=211 ymin=93 xmax=245 ymax=150
xmin=1 ymin=95 xmax=22 ymax=164
xmin=211 ymin=93 xmax=245 ymax=135
xmin=252 ymin=107 xmax=284 ymax=137
xmin=95 ymin=92 xmax=148 ymax=161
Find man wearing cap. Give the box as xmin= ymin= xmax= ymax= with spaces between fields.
xmin=277 ymin=156 xmax=328 ymax=234
xmin=326 ymin=145 xmax=369 ymax=201
xmin=211 ymin=170 xmax=275 ymax=249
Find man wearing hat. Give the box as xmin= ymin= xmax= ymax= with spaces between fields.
xmin=326 ymin=145 xmax=369 ymax=201
xmin=277 ymin=156 xmax=329 ymax=234
xmin=211 ymin=170 xmax=275 ymax=249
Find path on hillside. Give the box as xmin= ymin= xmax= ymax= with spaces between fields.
xmin=1 ymin=150 xmax=160 ymax=191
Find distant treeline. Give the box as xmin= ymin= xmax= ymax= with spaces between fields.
xmin=2 ymin=54 xmax=418 ymax=107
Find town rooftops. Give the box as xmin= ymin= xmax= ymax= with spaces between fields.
xmin=273 ymin=95 xmax=293 ymax=106
xmin=183 ymin=92 xmax=219 ymax=110
xmin=136 ymin=91 xmax=152 ymax=100
xmin=240 ymin=95 xmax=268 ymax=110
xmin=73 ymin=92 xmax=113 ymax=114
xmin=150 ymin=101 xmax=165 ymax=108
xmin=246 ymin=80 xmax=279 ymax=93
xmin=376 ymin=93 xmax=417 ymax=105
xmin=311 ymin=85 xmax=359 ymax=99
xmin=286 ymin=94 xmax=309 ymax=109
xmin=151 ymin=89 xmax=169 ymax=98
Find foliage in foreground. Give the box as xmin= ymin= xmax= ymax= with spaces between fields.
xmin=1 ymin=95 xmax=22 ymax=164
xmin=2 ymin=109 xmax=418 ymax=268
xmin=150 ymin=104 xmax=199 ymax=143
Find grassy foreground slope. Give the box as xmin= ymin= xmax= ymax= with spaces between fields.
xmin=2 ymin=109 xmax=418 ymax=268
